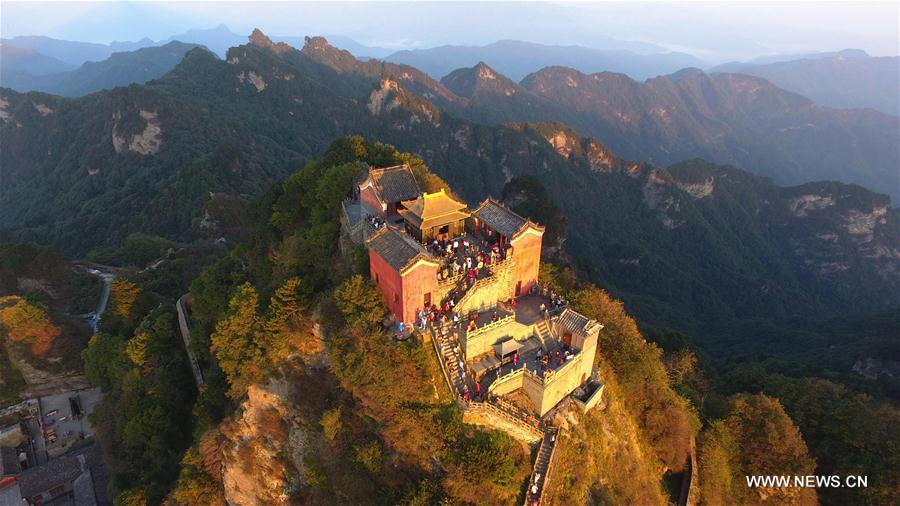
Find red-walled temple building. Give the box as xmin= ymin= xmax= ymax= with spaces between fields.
xmin=471 ymin=198 xmax=545 ymax=297
xmin=366 ymin=226 xmax=440 ymax=324
xmin=355 ymin=171 xmax=546 ymax=325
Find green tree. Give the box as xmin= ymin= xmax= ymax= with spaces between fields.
xmin=333 ymin=275 xmax=385 ymax=329
xmin=82 ymin=332 xmax=129 ymax=392
xmin=698 ymin=393 xmax=817 ymax=505
xmin=353 ymin=441 xmax=383 ymax=473
xmin=320 ymin=407 xmax=342 ymax=442
xmin=170 ymin=446 xmax=226 ymax=506
xmin=111 ymin=279 xmax=142 ymax=320
xmin=210 ymin=282 xmax=266 ymax=399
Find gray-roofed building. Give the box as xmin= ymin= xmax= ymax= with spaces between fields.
xmin=0 ymin=447 xmax=21 ymax=477
xmin=15 ymin=445 xmax=103 ymax=506
xmin=472 ymin=197 xmax=546 ymax=244
xmin=358 ymin=165 xmax=422 ymax=217
xmin=366 ymin=226 xmax=437 ymax=272
xmin=472 ymin=198 xmax=529 ymax=238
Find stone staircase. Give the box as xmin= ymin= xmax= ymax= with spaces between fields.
xmin=535 ymin=318 xmax=552 ymax=342
xmin=432 ymin=323 xmax=468 ymax=395
xmin=525 ymin=427 xmax=560 ymax=506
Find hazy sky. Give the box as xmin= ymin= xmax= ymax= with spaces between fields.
xmin=2 ymin=1 xmax=898 ymax=61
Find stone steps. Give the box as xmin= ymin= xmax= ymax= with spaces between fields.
xmin=525 ymin=428 xmax=559 ymax=505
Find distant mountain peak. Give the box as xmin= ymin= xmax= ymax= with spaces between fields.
xmin=666 ymin=67 xmax=706 ymax=82
xmin=303 ymin=36 xmax=332 ymax=52
xmin=301 ymin=35 xmax=357 ymax=62
xmin=248 ymin=28 xmax=292 ymax=54
xmin=833 ymin=48 xmax=869 ymax=59
xmin=441 ymin=61 xmax=519 ymax=98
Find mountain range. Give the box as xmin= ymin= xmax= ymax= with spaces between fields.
xmin=2 ymin=31 xmax=897 ymax=375
xmin=384 ymin=39 xmax=706 ymax=81
xmin=1 ymin=25 xmax=392 ymax=65
xmin=711 ymin=49 xmax=900 ymax=115
xmin=281 ymin=37 xmax=900 ymax=202
xmin=1 ymin=41 xmax=201 ymax=97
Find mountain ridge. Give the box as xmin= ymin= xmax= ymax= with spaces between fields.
xmin=0 ymin=41 xmax=204 ymax=97
xmin=711 ymin=53 xmax=900 ymax=115
xmin=385 ymin=39 xmax=705 ymax=81
xmin=2 ymin=31 xmax=897 ymax=358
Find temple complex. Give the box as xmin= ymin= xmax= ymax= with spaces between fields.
xmin=342 ymin=164 xmax=605 ymax=504
xmin=342 ymin=164 xmax=605 ymax=423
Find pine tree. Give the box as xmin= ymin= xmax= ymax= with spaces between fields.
xmin=210 ymin=283 xmax=265 ymax=399
xmin=111 ymin=278 xmax=142 ymax=320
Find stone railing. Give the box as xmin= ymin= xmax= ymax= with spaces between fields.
xmin=526 ymin=427 xmax=561 ymax=506
xmin=465 ymin=398 xmax=544 ymax=441
xmin=488 ymin=367 xmax=526 ymax=396
xmin=525 ymin=349 xmax=583 ymax=387
xmin=437 ymin=271 xmax=465 ymax=290
xmin=465 ymin=313 xmax=515 ymax=339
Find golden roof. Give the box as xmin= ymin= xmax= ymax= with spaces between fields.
xmin=400 ymin=189 xmax=470 ymax=229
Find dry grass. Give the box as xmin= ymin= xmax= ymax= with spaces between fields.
xmin=544 ymin=381 xmax=670 ymax=505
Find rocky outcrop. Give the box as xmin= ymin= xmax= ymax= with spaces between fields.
xmin=675 ymin=177 xmax=715 ymax=199
xmin=248 ymin=28 xmax=293 ymax=54
xmin=219 ymin=381 xmax=305 ymax=505
xmin=789 ymin=194 xmax=835 ymax=217
xmin=112 ymin=109 xmax=162 ymax=155
xmin=367 ymin=78 xmax=440 ymax=127
xmin=237 ymin=71 xmax=267 ymax=92
xmin=642 ymin=170 xmax=683 ymax=229
xmin=32 ymin=102 xmax=53 ymax=116
xmin=367 ymin=79 xmax=403 ymax=115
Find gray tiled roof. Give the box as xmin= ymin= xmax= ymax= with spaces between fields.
xmin=0 ymin=447 xmax=20 ymax=476
xmin=558 ymin=308 xmax=600 ymax=337
xmin=366 ymin=226 xmax=435 ymax=271
xmin=370 ymin=165 xmax=421 ymax=203
xmin=472 ymin=198 xmax=528 ymax=238
xmin=17 ymin=452 xmax=85 ymax=498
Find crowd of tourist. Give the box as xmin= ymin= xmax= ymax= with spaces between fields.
xmin=431 ymin=234 xmax=512 ymax=286
xmin=537 ymin=287 xmax=566 ymax=317
xmin=364 ymin=213 xmax=386 ymax=230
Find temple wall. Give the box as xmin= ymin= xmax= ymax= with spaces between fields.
xmin=510 ymin=230 xmax=542 ymax=296
xmin=434 ymin=273 xmax=463 ymax=302
xmin=455 ymin=259 xmax=515 ymax=315
xmin=489 ymin=368 xmax=525 ymax=396
xmin=573 ymin=382 xmax=605 ymax=413
xmin=359 ymin=186 xmax=383 ymax=216
xmin=521 ymin=371 xmax=546 ymax=415
xmin=537 ymin=352 xmax=591 ymax=415
xmin=462 ymin=318 xmax=536 ymax=361
xmin=400 ymin=263 xmax=438 ymax=324
xmin=370 ymin=251 xmax=404 ymax=323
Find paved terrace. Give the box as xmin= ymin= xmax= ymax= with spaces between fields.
xmin=448 ymin=294 xmax=573 ymax=412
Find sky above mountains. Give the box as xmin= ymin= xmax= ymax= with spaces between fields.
xmin=3 ymin=1 xmax=898 ymax=63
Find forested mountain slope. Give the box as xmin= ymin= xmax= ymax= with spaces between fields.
xmin=0 ymin=41 xmax=202 ymax=97
xmin=2 ymin=31 xmax=898 ymax=370
xmin=712 ymin=50 xmax=900 ymax=115
xmin=309 ymin=44 xmax=900 ymax=201
xmin=516 ymin=66 xmax=898 ymax=200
